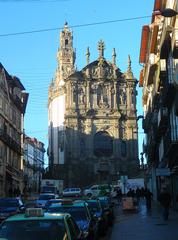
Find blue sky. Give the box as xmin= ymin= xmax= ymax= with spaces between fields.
xmin=0 ymin=0 xmax=154 ymax=166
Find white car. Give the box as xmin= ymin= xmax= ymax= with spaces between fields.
xmin=83 ymin=184 xmax=111 ymax=197
xmin=36 ymin=193 xmax=56 ymax=208
xmin=62 ymin=188 xmax=81 ymax=197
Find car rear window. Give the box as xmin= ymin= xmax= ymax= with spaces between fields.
xmin=0 ymin=219 xmax=65 ymax=240
xmin=48 ymin=206 xmax=87 ymax=221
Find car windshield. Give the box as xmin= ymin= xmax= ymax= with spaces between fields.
xmin=48 ymin=206 xmax=87 ymax=221
xmin=0 ymin=200 xmax=19 ymax=207
xmin=87 ymin=201 xmax=100 ymax=212
xmin=39 ymin=195 xmax=55 ymax=200
xmin=0 ymin=219 xmax=66 ymax=240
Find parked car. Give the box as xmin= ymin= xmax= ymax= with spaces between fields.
xmin=0 ymin=197 xmax=25 ymax=222
xmin=86 ymin=199 xmax=108 ymax=236
xmin=62 ymin=188 xmax=81 ymax=197
xmin=98 ymin=196 xmax=115 ymax=226
xmin=48 ymin=200 xmax=98 ymax=239
xmin=45 ymin=198 xmax=74 ymax=211
xmin=36 ymin=193 xmax=56 ymax=208
xmin=0 ymin=208 xmax=86 ymax=240
xmin=83 ymin=185 xmax=111 ymax=198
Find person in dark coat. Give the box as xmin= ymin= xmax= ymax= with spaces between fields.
xmin=144 ymin=188 xmax=153 ymax=210
xmin=158 ymin=187 xmax=171 ymax=221
xmin=116 ymin=188 xmax=122 ymax=205
xmin=136 ymin=187 xmax=141 ymax=204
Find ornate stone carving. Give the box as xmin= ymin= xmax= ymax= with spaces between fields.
xmin=119 ymin=88 xmax=127 ymax=105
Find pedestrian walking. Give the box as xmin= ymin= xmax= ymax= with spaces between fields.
xmin=116 ymin=188 xmax=122 ymax=205
xmin=158 ymin=187 xmax=171 ymax=221
xmin=144 ymin=188 xmax=153 ymax=210
xmin=136 ymin=187 xmax=141 ymax=204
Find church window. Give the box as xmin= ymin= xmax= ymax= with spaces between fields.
xmin=94 ymin=131 xmax=113 ymax=157
xmin=131 ymin=90 xmax=135 ymax=104
xmin=97 ymin=86 xmax=102 ymax=106
xmin=103 ymin=86 xmax=108 ymax=103
xmin=121 ymin=140 xmax=127 ymax=157
xmin=65 ymin=39 xmax=68 ymax=46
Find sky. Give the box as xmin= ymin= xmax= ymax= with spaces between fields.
xmin=0 ymin=0 xmax=154 ymax=166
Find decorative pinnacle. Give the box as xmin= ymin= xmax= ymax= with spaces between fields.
xmin=98 ymin=40 xmax=105 ymax=59
xmin=127 ymin=55 xmax=132 ymax=72
xmin=112 ymin=48 xmax=116 ymax=65
xmin=86 ymin=47 xmax=90 ymax=65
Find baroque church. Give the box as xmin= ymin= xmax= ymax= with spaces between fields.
xmin=47 ymin=23 xmax=139 ymax=187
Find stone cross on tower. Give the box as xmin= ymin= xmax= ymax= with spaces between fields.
xmin=98 ymin=40 xmax=105 ymax=59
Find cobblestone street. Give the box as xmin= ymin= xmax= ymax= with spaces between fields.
xmin=109 ymin=200 xmax=178 ymax=240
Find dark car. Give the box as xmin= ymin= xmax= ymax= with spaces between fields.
xmin=0 ymin=208 xmax=86 ymax=240
xmin=45 ymin=198 xmax=73 ymax=211
xmin=86 ymin=199 xmax=108 ymax=236
xmin=48 ymin=200 xmax=98 ymax=240
xmin=0 ymin=197 xmax=25 ymax=222
xmin=98 ymin=196 xmax=115 ymax=226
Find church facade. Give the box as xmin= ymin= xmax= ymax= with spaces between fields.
xmin=48 ymin=23 xmax=139 ymax=187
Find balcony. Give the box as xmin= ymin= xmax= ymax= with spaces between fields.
xmin=143 ymin=110 xmax=158 ymax=134
xmin=157 ymin=107 xmax=168 ymax=136
xmin=160 ymin=64 xmax=176 ymax=107
xmin=0 ymin=129 xmax=22 ymax=154
xmin=163 ymin=127 xmax=178 ymax=156
xmin=142 ymin=111 xmax=152 ymax=133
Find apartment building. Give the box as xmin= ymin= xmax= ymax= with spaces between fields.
xmin=139 ymin=0 xmax=178 ymax=207
xmin=23 ymin=136 xmax=45 ymax=194
xmin=0 ymin=63 xmax=28 ymax=197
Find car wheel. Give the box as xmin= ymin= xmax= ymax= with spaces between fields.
xmin=87 ymin=193 xmax=92 ymax=198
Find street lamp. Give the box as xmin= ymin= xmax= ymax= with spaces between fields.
xmin=161 ymin=8 xmax=178 ymax=17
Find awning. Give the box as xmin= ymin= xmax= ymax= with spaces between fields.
xmin=150 ymin=25 xmax=159 ymax=54
xmin=154 ymin=0 xmax=161 ymax=11
xmin=139 ymin=25 xmax=150 ymax=64
xmin=139 ymin=69 xmax=144 ymax=87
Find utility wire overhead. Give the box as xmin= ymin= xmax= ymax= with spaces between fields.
xmin=0 ymin=15 xmax=151 ymax=37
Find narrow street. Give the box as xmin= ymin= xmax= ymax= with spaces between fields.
xmin=107 ymin=200 xmax=178 ymax=240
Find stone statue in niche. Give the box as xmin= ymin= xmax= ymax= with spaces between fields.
xmin=119 ymin=89 xmax=126 ymax=104
xmin=79 ymin=88 xmax=85 ymax=104
xmin=90 ymin=84 xmax=98 ymax=94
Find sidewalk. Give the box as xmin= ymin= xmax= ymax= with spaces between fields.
xmin=109 ymin=199 xmax=178 ymax=240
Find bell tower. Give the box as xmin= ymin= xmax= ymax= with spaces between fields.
xmin=48 ymin=22 xmax=76 ymax=167
xmin=57 ymin=22 xmax=76 ymax=82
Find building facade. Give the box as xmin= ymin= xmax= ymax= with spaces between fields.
xmin=23 ymin=136 xmax=45 ymax=194
xmin=139 ymin=0 xmax=178 ymax=205
xmin=48 ymin=23 xmax=139 ymax=187
xmin=0 ymin=63 xmax=28 ymax=197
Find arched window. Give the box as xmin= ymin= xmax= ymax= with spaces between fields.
xmin=94 ymin=131 xmax=113 ymax=157
xmin=65 ymin=39 xmax=68 ymax=46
